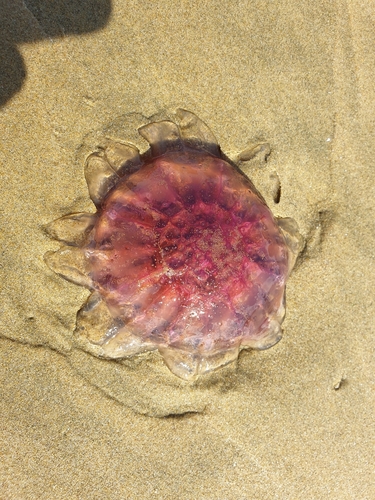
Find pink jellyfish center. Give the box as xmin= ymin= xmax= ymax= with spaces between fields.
xmin=87 ymin=149 xmax=289 ymax=353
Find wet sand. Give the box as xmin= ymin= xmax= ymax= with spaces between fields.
xmin=0 ymin=1 xmax=374 ymax=498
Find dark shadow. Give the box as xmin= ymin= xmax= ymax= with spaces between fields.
xmin=0 ymin=41 xmax=26 ymax=106
xmin=0 ymin=0 xmax=111 ymax=106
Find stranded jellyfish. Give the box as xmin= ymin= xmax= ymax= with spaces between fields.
xmin=45 ymin=109 xmax=301 ymax=380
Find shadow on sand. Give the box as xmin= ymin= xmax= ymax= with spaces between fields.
xmin=0 ymin=0 xmax=111 ymax=106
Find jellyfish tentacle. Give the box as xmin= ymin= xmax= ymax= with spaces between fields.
xmin=174 ymin=108 xmax=220 ymax=156
xmin=138 ymin=120 xmax=183 ymax=157
xmin=237 ymin=142 xmax=271 ymax=162
xmin=45 ymin=212 xmax=97 ymax=246
xmin=277 ymin=217 xmax=304 ymax=273
xmin=84 ymin=153 xmax=119 ymax=207
xmin=44 ymin=246 xmax=92 ymax=288
xmin=104 ymin=141 xmax=142 ymax=177
xmin=158 ymin=345 xmax=240 ymax=381
xmin=74 ymin=291 xmax=156 ymax=358
xmin=241 ymin=318 xmax=283 ymax=350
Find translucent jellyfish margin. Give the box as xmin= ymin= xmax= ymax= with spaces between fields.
xmin=44 ymin=108 xmax=303 ymax=381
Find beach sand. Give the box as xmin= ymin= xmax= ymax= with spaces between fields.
xmin=0 ymin=0 xmax=374 ymax=498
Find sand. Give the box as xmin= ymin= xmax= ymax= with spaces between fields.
xmin=0 ymin=0 xmax=374 ymax=498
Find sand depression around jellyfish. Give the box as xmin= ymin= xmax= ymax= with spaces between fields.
xmin=45 ymin=109 xmax=302 ymax=381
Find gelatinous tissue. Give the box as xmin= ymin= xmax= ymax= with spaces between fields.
xmin=45 ymin=109 xmax=302 ymax=380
